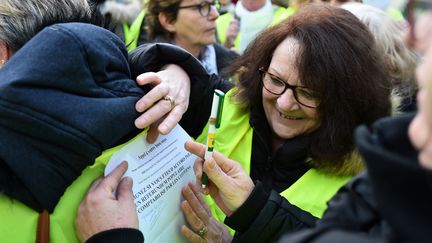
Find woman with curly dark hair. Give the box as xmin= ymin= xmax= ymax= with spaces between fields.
xmin=139 ymin=3 xmax=391 ymax=242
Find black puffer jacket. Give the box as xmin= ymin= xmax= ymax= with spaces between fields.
xmin=279 ymin=114 xmax=432 ymax=242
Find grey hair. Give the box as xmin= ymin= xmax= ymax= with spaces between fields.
xmin=341 ymin=2 xmax=418 ymax=112
xmin=0 ymin=0 xmax=92 ymax=53
xmin=341 ymin=2 xmax=418 ymax=84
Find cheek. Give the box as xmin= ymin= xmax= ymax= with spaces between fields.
xmin=409 ymin=114 xmax=429 ymax=150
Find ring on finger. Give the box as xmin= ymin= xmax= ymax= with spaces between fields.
xmin=197 ymin=226 xmax=207 ymax=238
xmin=162 ymin=95 xmax=176 ymax=109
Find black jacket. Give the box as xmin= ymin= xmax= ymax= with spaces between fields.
xmin=279 ymin=114 xmax=432 ymax=242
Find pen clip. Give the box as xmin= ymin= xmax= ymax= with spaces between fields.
xmin=214 ymin=89 xmax=225 ymax=128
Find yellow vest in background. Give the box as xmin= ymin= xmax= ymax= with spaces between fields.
xmin=216 ymin=6 xmax=292 ymax=52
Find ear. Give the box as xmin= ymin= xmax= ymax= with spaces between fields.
xmin=0 ymin=41 xmax=11 ymax=66
xmin=158 ymin=12 xmax=176 ymax=33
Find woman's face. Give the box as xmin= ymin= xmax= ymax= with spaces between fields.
xmin=409 ymin=47 xmax=432 ymax=170
xmin=171 ymin=0 xmax=219 ymax=55
xmin=262 ymin=37 xmax=320 ymax=140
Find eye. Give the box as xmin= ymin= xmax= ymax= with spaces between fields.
xmin=296 ymin=88 xmax=318 ymax=99
xmin=268 ymin=75 xmax=285 ymax=87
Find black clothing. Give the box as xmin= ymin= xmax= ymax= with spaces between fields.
xmin=86 ymin=228 xmax=144 ymax=243
xmin=279 ymin=114 xmax=432 ymax=242
xmin=250 ymin=106 xmax=311 ymax=193
xmin=146 ymin=35 xmax=238 ymax=78
xmin=225 ymin=182 xmax=317 ymax=243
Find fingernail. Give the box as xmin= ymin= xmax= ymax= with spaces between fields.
xmin=159 ymin=124 xmax=168 ymax=134
xmin=207 ymin=159 xmax=216 ymax=169
xmin=124 ymin=177 xmax=133 ymax=187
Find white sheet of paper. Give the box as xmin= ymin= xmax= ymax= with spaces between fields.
xmin=105 ymin=125 xmax=196 ymax=242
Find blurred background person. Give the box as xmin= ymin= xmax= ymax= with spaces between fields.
xmin=341 ymin=2 xmax=418 ymax=112
xmin=217 ymin=0 xmax=290 ymax=52
xmin=143 ymin=0 xmax=238 ymax=78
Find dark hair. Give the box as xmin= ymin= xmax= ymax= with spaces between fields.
xmin=145 ymin=0 xmax=182 ymax=41
xmin=228 ymin=4 xmax=391 ymax=173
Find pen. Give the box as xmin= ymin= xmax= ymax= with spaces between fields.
xmin=202 ymin=89 xmax=225 ymax=189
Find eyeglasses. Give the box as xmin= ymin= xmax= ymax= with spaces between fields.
xmin=177 ymin=1 xmax=217 ymax=17
xmin=259 ymin=67 xmax=320 ymax=108
xmin=405 ymin=0 xmax=432 ymax=41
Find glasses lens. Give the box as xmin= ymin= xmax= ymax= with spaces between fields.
xmin=199 ymin=2 xmax=211 ymax=17
xmin=262 ymin=73 xmax=285 ymax=95
xmin=295 ymin=88 xmax=319 ymax=108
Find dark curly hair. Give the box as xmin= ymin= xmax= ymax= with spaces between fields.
xmin=227 ymin=4 xmax=391 ymax=173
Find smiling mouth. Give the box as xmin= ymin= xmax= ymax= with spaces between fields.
xmin=280 ymin=112 xmax=302 ymax=120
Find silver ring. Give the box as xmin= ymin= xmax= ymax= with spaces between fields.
xmin=197 ymin=226 xmax=207 ymax=238
xmin=163 ymin=95 xmax=176 ymax=109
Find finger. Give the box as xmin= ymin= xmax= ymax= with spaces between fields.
xmin=146 ymin=122 xmax=161 ymax=144
xmin=181 ymin=200 xmax=203 ymax=232
xmin=136 ymin=72 xmax=161 ymax=86
xmin=116 ymin=177 xmax=134 ymax=203
xmin=189 ymin=183 xmax=212 ymax=216
xmin=193 ymin=157 xmax=204 ymax=181
xmin=135 ymin=83 xmax=168 ymax=113
xmin=157 ymin=106 xmax=185 ymax=135
xmin=185 ymin=141 xmax=206 ymax=158
xmin=182 ymin=184 xmax=209 ymax=221
xmin=88 ymin=178 xmax=103 ymax=193
xmin=212 ymin=151 xmax=239 ymax=174
xmin=181 ymin=225 xmax=204 ymax=243
xmin=135 ymin=100 xmax=171 ymax=129
xmin=203 ymin=156 xmax=231 ymax=191
xmin=98 ymin=161 xmax=128 ymax=193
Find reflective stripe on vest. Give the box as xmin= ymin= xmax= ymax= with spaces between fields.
xmin=197 ymin=89 xmax=351 ymax=225
xmin=215 ymin=6 xmax=290 ymax=52
xmin=0 ymin=134 xmax=143 ymax=242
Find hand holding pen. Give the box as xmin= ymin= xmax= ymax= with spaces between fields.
xmin=202 ymin=89 xmax=224 ymax=189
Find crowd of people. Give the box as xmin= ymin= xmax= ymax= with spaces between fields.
xmin=0 ymin=0 xmax=431 ymax=243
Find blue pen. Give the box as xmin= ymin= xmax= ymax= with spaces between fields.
xmin=202 ymin=89 xmax=224 ymax=189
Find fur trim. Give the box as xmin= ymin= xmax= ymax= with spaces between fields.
xmin=307 ymin=150 xmax=365 ymax=177
xmin=100 ymin=0 xmax=142 ymax=24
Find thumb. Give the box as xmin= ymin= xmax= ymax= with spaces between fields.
xmin=204 ymin=157 xmax=232 ymax=192
xmin=116 ymin=177 xmax=135 ymax=204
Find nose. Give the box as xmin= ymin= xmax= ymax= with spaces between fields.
xmin=208 ymin=4 xmax=219 ymax=20
xmin=277 ymin=88 xmax=299 ymax=111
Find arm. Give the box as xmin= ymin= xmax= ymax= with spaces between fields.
xmin=277 ymin=173 xmax=382 ymax=243
xmin=129 ymin=43 xmax=233 ymax=138
xmin=184 ymin=141 xmax=317 ymax=243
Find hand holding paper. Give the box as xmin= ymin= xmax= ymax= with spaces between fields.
xmin=75 ymin=161 xmax=140 ymax=242
xmin=185 ymin=141 xmax=254 ymax=216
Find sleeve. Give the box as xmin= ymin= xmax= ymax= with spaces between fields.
xmin=85 ymin=228 xmax=144 ymax=243
xmin=278 ymin=172 xmax=382 ymax=243
xmin=278 ymin=229 xmax=382 ymax=243
xmin=225 ymin=182 xmax=318 ymax=243
xmin=128 ymin=43 xmax=233 ymax=138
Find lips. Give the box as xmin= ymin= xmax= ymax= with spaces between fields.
xmin=279 ymin=112 xmax=302 ymax=120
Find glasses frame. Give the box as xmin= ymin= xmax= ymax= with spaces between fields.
xmin=177 ymin=1 xmax=216 ymax=17
xmin=259 ymin=67 xmax=319 ymax=108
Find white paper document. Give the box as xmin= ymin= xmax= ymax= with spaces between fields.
xmin=105 ymin=125 xmax=196 ymax=242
